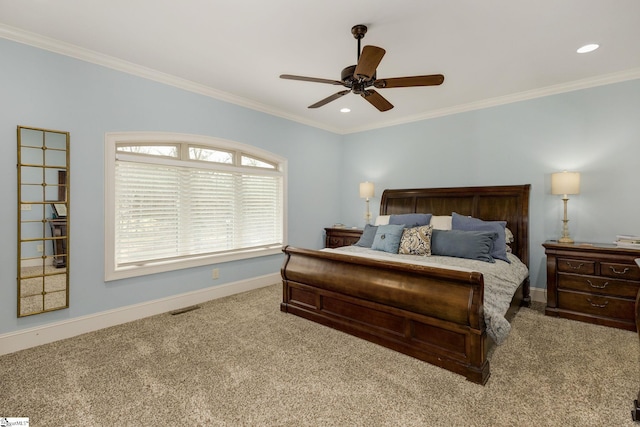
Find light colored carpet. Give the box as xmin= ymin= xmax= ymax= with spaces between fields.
xmin=1 ymin=284 xmax=638 ymax=426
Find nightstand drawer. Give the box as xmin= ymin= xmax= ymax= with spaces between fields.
xmin=600 ymin=262 xmax=640 ymax=280
xmin=557 ymin=290 xmax=635 ymax=321
xmin=558 ymin=274 xmax=640 ymax=298
xmin=324 ymin=227 xmax=363 ymax=249
xmin=328 ymin=236 xmax=347 ymax=247
xmin=557 ymin=258 xmax=595 ymax=275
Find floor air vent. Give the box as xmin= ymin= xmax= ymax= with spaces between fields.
xmin=170 ymin=305 xmax=201 ymax=315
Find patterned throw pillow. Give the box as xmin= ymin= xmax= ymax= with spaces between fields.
xmin=398 ymin=225 xmax=433 ymax=256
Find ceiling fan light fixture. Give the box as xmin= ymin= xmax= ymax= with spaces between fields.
xmin=576 ymin=43 xmax=599 ymax=54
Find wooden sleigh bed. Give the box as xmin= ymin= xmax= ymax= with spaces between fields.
xmin=280 ymin=184 xmax=531 ymax=385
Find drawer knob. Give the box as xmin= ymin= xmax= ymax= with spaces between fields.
xmin=565 ymin=261 xmax=584 ymax=270
xmin=609 ymin=266 xmax=630 ymax=275
xmin=587 ymin=298 xmax=609 ymax=309
xmin=587 ymin=280 xmax=609 ymax=289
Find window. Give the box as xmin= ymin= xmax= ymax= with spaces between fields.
xmin=105 ymin=132 xmax=287 ymax=281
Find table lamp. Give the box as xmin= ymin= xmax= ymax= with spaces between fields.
xmin=359 ymin=181 xmax=375 ymax=225
xmin=551 ymin=171 xmax=580 ymax=243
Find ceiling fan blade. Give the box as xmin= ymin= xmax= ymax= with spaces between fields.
xmin=361 ymin=90 xmax=393 ymax=112
xmin=374 ymin=74 xmax=445 ymax=89
xmin=354 ymin=45 xmax=386 ymax=80
xmin=280 ymin=74 xmax=344 ymax=86
xmin=308 ymin=90 xmax=351 ymax=109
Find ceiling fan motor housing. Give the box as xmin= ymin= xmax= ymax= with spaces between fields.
xmin=341 ymin=65 xmax=375 ymax=90
xmin=341 ymin=65 xmax=357 ymax=84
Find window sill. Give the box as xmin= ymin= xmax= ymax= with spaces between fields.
xmin=105 ymin=246 xmax=283 ymax=281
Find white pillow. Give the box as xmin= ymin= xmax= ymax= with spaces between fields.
xmin=430 ymin=215 xmax=452 ymax=230
xmin=505 ymin=227 xmax=514 ymax=243
xmin=378 ymin=215 xmax=509 ymax=240
xmin=374 ymin=215 xmax=390 ymax=226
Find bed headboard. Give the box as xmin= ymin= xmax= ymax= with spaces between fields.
xmin=380 ymin=184 xmax=531 ymax=267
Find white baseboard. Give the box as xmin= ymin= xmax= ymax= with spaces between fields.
xmin=530 ymin=286 xmax=547 ymax=304
xmin=0 ymin=273 xmax=279 ymax=356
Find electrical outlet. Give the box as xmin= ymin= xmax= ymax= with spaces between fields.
xmin=21 ymin=204 xmax=32 ymax=211
xmin=212 ymin=268 xmax=219 ymax=279
xmin=37 ymin=244 xmax=44 ymax=252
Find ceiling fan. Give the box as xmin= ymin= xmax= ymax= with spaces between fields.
xmin=280 ymin=24 xmax=444 ymax=112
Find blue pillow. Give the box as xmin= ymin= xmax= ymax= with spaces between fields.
xmin=353 ymin=224 xmax=378 ymax=248
xmin=431 ymin=229 xmax=496 ymax=263
xmin=371 ymin=224 xmax=405 ymax=253
xmin=451 ymin=212 xmax=510 ymax=263
xmin=389 ymin=213 xmax=432 ymax=228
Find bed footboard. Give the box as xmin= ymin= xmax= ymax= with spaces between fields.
xmin=280 ymin=246 xmax=491 ymax=385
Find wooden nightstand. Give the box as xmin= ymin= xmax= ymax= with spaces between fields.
xmin=543 ymin=240 xmax=640 ymax=331
xmin=324 ymin=227 xmax=363 ymax=248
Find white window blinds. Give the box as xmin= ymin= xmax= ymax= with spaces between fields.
xmin=105 ymin=132 xmax=286 ymax=280
xmin=114 ymin=160 xmax=283 ymax=266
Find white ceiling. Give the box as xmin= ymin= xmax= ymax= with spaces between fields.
xmin=1 ymin=0 xmax=639 ymax=134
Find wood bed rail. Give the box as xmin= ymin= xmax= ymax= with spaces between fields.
xmin=281 ymin=245 xmax=485 ymax=328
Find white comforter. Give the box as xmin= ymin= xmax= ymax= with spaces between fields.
xmin=322 ymin=246 xmax=529 ymax=345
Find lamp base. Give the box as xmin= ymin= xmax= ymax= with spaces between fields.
xmin=363 ymin=198 xmax=371 ymax=226
xmin=558 ymin=205 xmax=574 ymax=244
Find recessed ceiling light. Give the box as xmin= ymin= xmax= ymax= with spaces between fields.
xmin=340 ymin=107 xmax=351 ymax=113
xmin=577 ymin=44 xmax=599 ymax=54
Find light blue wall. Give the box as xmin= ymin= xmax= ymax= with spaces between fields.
xmin=341 ymin=79 xmax=640 ymax=289
xmin=0 ymin=38 xmax=342 ymax=334
xmin=2 ymin=37 xmax=639 ymax=336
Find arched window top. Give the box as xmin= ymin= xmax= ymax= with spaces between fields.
xmin=105 ymin=132 xmax=287 ymax=281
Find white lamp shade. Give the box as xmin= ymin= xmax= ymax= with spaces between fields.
xmin=359 ymin=181 xmax=375 ymax=199
xmin=551 ymin=171 xmax=580 ymax=195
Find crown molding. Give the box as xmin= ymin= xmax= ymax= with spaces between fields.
xmin=0 ymin=24 xmax=340 ymax=134
xmin=2 ymin=23 xmax=639 ymax=136
xmin=343 ymin=67 xmax=640 ymax=134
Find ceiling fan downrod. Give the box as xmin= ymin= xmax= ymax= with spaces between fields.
xmin=351 ymin=24 xmax=367 ymax=61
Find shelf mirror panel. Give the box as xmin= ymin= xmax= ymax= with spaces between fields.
xmin=17 ymin=126 xmax=69 ymax=317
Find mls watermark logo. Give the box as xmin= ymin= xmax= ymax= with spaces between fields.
xmin=0 ymin=418 xmax=30 ymax=427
